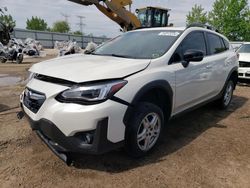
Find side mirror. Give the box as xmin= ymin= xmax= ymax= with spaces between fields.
xmin=182 ymin=50 xmax=204 ymax=68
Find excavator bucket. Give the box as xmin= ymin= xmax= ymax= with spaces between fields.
xmin=68 ymin=0 xmax=98 ymax=6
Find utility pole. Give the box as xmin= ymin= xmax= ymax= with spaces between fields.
xmin=76 ymin=15 xmax=86 ymax=34
xmin=61 ymin=13 xmax=70 ymax=23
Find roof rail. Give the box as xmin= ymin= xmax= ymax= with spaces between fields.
xmin=187 ymin=23 xmax=219 ymax=33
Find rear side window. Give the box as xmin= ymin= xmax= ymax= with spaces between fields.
xmin=207 ymin=33 xmax=226 ymax=54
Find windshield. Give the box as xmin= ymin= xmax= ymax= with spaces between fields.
xmin=93 ymin=30 xmax=182 ymax=59
xmin=238 ymin=44 xmax=250 ymax=53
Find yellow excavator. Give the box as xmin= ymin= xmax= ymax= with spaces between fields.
xmin=68 ymin=0 xmax=170 ymax=31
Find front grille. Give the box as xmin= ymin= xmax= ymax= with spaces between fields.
xmin=23 ymin=88 xmax=46 ymax=113
xmin=246 ymin=73 xmax=250 ymax=77
xmin=239 ymin=61 xmax=250 ymax=67
xmin=239 ymin=73 xmax=244 ymax=76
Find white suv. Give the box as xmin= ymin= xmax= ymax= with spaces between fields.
xmin=237 ymin=42 xmax=250 ymax=80
xmin=19 ymin=25 xmax=238 ymax=164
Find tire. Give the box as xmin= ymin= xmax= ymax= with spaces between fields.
xmin=125 ymin=102 xmax=164 ymax=158
xmin=217 ymin=80 xmax=234 ymax=109
xmin=0 ymin=58 xmax=7 ymax=63
xmin=16 ymin=54 xmax=23 ymax=64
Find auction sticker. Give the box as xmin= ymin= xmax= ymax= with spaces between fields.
xmin=158 ymin=31 xmax=180 ymax=36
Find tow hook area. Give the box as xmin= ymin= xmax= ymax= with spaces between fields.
xmin=36 ymin=131 xmax=73 ymax=166
xmin=17 ymin=111 xmax=24 ymax=120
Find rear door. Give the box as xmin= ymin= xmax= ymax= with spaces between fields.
xmin=205 ymin=32 xmax=232 ymax=93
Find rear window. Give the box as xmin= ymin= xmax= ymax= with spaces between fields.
xmin=207 ymin=33 xmax=226 ymax=54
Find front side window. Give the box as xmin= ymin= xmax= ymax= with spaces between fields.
xmin=93 ymin=30 xmax=182 ymax=59
xmin=170 ymin=32 xmax=206 ymax=63
xmin=181 ymin=32 xmax=206 ymax=54
xmin=207 ymin=33 xmax=226 ymax=54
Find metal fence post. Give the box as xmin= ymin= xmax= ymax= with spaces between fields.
xmin=51 ymin=33 xmax=54 ymax=48
xmin=82 ymin=35 xmax=84 ymax=48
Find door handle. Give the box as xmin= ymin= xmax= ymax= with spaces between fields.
xmin=206 ymin=65 xmax=212 ymax=69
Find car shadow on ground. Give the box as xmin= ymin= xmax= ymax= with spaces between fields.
xmin=0 ymin=104 xmax=10 ymax=113
xmin=71 ymin=95 xmax=248 ymax=172
xmin=238 ymin=79 xmax=250 ymax=87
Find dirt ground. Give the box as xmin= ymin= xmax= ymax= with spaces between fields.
xmin=0 ymin=50 xmax=250 ymax=188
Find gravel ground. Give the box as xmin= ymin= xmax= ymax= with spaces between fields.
xmin=0 ymin=50 xmax=250 ymax=188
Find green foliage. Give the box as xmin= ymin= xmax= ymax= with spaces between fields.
xmin=26 ymin=16 xmax=48 ymax=31
xmin=73 ymin=30 xmax=83 ymax=35
xmin=0 ymin=14 xmax=16 ymax=29
xmin=186 ymin=4 xmax=208 ymax=25
xmin=209 ymin=0 xmax=250 ymax=41
xmin=52 ymin=20 xmax=70 ymax=33
xmin=186 ymin=1 xmax=250 ymax=41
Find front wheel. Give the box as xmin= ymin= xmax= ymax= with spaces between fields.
xmin=125 ymin=102 xmax=164 ymax=158
xmin=217 ymin=80 xmax=234 ymax=109
xmin=0 ymin=57 xmax=7 ymax=63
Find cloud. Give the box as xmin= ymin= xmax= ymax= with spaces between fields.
xmin=1 ymin=0 xmax=216 ymax=37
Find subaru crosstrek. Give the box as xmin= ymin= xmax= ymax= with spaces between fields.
xmin=19 ymin=25 xmax=238 ymax=164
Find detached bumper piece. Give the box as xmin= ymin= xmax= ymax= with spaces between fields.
xmin=25 ymin=116 xmax=124 ymax=165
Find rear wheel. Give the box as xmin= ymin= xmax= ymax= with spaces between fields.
xmin=125 ymin=102 xmax=164 ymax=157
xmin=218 ymin=80 xmax=234 ymax=109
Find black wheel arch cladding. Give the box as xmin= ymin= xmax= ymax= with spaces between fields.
xmin=123 ymin=80 xmax=173 ymax=126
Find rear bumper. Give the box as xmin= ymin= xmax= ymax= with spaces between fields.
xmin=23 ymin=109 xmax=124 ymax=164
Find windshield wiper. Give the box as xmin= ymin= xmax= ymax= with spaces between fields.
xmin=90 ymin=53 xmax=137 ymax=59
xmin=108 ymin=54 xmax=136 ymax=59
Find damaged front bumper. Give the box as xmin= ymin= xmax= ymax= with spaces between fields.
xmin=18 ymin=105 xmax=124 ymax=165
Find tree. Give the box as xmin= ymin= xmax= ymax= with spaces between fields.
xmin=52 ymin=20 xmax=70 ymax=33
xmin=0 ymin=14 xmax=16 ymax=29
xmin=73 ymin=30 xmax=83 ymax=35
xmin=26 ymin=16 xmax=48 ymax=31
xmin=209 ymin=0 xmax=250 ymax=41
xmin=186 ymin=4 xmax=208 ymax=25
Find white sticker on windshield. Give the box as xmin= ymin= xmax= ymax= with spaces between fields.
xmin=158 ymin=31 xmax=180 ymax=36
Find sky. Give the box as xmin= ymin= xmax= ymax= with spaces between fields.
xmin=0 ymin=0 xmax=220 ymax=37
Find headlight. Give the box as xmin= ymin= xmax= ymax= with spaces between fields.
xmin=56 ymin=80 xmax=127 ymax=105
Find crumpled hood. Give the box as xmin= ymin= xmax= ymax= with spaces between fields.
xmin=239 ymin=53 xmax=250 ymax=62
xmin=29 ymin=54 xmax=150 ymax=83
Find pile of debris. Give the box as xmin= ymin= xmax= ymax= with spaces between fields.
xmin=54 ymin=40 xmax=82 ymax=56
xmin=0 ymin=38 xmax=45 ymax=64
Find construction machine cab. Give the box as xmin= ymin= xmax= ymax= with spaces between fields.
xmin=136 ymin=7 xmax=170 ymax=28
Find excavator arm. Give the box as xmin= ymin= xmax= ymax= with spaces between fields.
xmin=68 ymin=0 xmax=141 ymax=31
